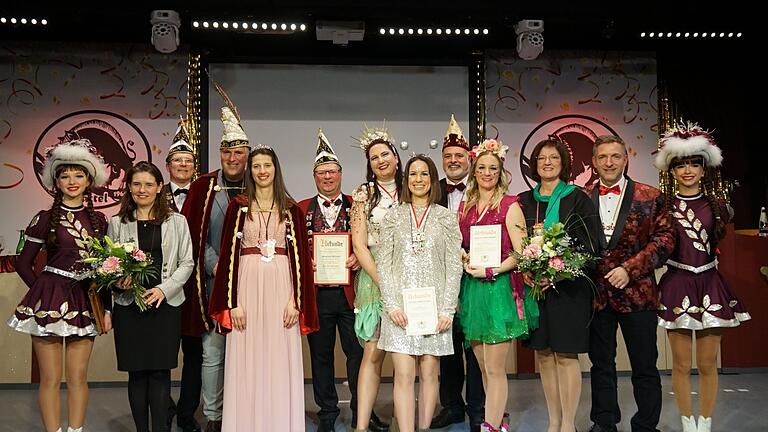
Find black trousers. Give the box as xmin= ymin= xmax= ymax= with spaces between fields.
xmin=588 ymin=307 xmax=661 ymax=432
xmin=307 ymin=288 xmax=363 ymax=422
xmin=438 ymin=315 xmax=485 ymax=420
xmin=129 ymin=369 xmax=171 ymax=432
xmin=176 ymin=335 xmax=203 ymax=424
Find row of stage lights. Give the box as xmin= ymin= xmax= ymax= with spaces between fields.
xmin=0 ymin=17 xmax=48 ymax=25
xmin=379 ymin=27 xmax=489 ymax=36
xmin=641 ymin=31 xmax=743 ymax=38
xmin=192 ymin=21 xmax=307 ymax=32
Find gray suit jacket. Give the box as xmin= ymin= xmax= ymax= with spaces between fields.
xmin=107 ymin=213 xmax=194 ymax=307
xmin=204 ymin=173 xmax=234 ymax=297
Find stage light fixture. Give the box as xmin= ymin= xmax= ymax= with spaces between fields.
xmin=150 ymin=10 xmax=181 ymax=53
xmin=515 ymin=19 xmax=544 ymax=60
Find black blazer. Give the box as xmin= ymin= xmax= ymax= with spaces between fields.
xmin=438 ymin=178 xmax=449 ymax=208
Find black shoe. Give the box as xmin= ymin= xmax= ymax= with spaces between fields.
xmin=369 ymin=411 xmax=390 ymax=432
xmin=167 ymin=401 xmax=177 ymax=429
xmin=469 ymin=417 xmax=483 ymax=432
xmin=177 ymin=417 xmax=202 ymax=432
xmin=588 ymin=424 xmax=618 ymax=432
xmin=204 ymin=420 xmax=222 ymax=432
xmin=430 ymin=408 xmax=465 ymax=429
xmin=317 ymin=418 xmax=336 ymax=432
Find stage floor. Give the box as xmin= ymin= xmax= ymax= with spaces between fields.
xmin=0 ymin=373 xmax=765 ymax=431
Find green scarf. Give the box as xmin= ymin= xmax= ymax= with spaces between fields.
xmin=533 ymin=181 xmax=577 ymax=228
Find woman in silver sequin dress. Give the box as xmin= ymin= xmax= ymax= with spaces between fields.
xmin=377 ymin=155 xmax=463 ymax=432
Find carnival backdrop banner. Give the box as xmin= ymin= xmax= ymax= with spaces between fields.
xmin=485 ymin=50 xmax=658 ymax=191
xmin=0 ymin=43 xmax=188 ymax=252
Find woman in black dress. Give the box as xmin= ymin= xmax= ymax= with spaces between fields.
xmin=518 ymin=137 xmax=602 ymax=432
xmin=108 ymin=161 xmax=193 ymax=432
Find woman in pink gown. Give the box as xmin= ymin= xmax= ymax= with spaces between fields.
xmin=209 ymin=146 xmax=318 ymax=432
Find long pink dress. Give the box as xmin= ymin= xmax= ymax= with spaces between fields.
xmin=222 ymin=213 xmax=305 ymax=432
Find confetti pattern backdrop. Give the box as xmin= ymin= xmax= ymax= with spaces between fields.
xmin=0 ymin=42 xmax=188 ymax=252
xmin=485 ymin=50 xmax=658 ymax=191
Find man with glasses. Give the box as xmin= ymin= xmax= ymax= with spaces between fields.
xmin=298 ymin=130 xmax=364 ymax=432
xmin=164 ymin=119 xmax=196 ymax=213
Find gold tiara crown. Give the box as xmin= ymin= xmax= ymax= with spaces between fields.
xmin=352 ymin=122 xmax=395 ymax=153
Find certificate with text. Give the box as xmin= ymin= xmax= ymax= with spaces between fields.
xmin=313 ymin=232 xmax=351 ymax=285
xmin=403 ymin=287 xmax=438 ymax=336
xmin=469 ymin=224 xmax=501 ymax=268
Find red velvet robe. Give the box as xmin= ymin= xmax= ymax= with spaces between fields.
xmin=208 ymin=195 xmax=319 ymax=335
xmin=179 ymin=170 xmax=220 ymax=336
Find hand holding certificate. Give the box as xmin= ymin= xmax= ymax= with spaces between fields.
xmin=469 ymin=224 xmax=501 ymax=268
xmin=313 ymin=232 xmax=351 ymax=285
xmin=402 ymin=287 xmax=438 ymax=336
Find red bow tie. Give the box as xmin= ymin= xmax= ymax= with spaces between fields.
xmin=599 ymin=184 xmax=621 ymax=196
xmin=446 ymin=182 xmax=466 ymax=193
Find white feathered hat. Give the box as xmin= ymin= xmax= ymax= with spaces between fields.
xmin=41 ymin=139 xmax=109 ymax=189
xmin=654 ymin=121 xmax=723 ymax=171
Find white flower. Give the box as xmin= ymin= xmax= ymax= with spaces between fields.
xmin=122 ymin=242 xmax=135 ymax=253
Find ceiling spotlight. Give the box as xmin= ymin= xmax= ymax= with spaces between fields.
xmin=408 ymin=28 xmax=414 ymax=34
xmin=281 ymin=23 xmax=287 ymax=30
xmin=482 ymin=28 xmax=489 ymax=35
xmin=213 ymin=22 xmax=219 ymax=28
xmin=515 ymin=19 xmax=544 ymax=60
xmin=261 ymin=23 xmax=268 ymax=30
xmin=232 ymin=22 xmax=238 ymax=29
xmin=398 ymin=28 xmax=404 ymax=35
xmin=693 ymin=32 xmax=698 ymax=37
xmin=719 ymin=32 xmax=725 ymax=37
xmin=10 ymin=18 xmax=17 ymax=24
xmin=417 ymin=28 xmax=423 ymax=34
xmin=427 ymin=28 xmax=433 ymax=34
xmin=20 ymin=18 xmax=27 ymax=24
xmin=0 ymin=18 xmax=6 ymax=24
xmin=446 ymin=29 xmax=452 ymax=35
xmin=736 ymin=32 xmax=742 ymax=37
xmin=193 ymin=21 xmax=199 ymax=28
xmin=300 ymin=24 xmax=306 ymax=31
xmin=41 ymin=19 xmax=47 ymax=25
xmin=203 ymin=21 xmax=209 ymax=28
xmin=436 ymin=29 xmax=442 ymax=34
xmin=641 ymin=32 xmax=646 ymax=37
xmin=150 ymin=10 xmax=181 ymax=53
xmin=271 ymin=23 xmax=277 ymax=30
xmin=473 ymin=28 xmax=479 ymax=35
xmin=379 ymin=28 xmax=385 ymax=35
xmin=728 ymin=32 xmax=733 ymax=37
xmin=389 ymin=28 xmax=395 ymax=35
xmin=676 ymin=32 xmax=681 ymax=37
xmin=684 ymin=32 xmax=690 ymax=37
xmin=290 ymin=23 xmax=297 ymax=31
xmin=464 ymin=29 xmax=470 ymax=35
xmin=222 ymin=22 xmax=229 ymax=29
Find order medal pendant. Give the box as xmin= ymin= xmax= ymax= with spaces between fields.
xmin=259 ymin=239 xmax=277 ymax=262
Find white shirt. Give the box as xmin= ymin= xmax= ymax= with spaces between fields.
xmin=598 ymin=176 xmax=626 ymax=242
xmin=446 ymin=175 xmax=468 ymax=213
xmin=170 ymin=182 xmax=191 ymax=211
xmin=316 ymin=193 xmax=342 ymax=229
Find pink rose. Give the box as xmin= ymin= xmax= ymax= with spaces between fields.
xmin=132 ymin=249 xmax=147 ymax=262
xmin=548 ymin=256 xmax=566 ymax=271
xmin=100 ymin=256 xmax=122 ymax=274
xmin=522 ymin=243 xmax=542 ymax=258
xmin=485 ymin=139 xmax=499 ymax=151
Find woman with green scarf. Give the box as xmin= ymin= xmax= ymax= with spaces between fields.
xmin=518 ymin=136 xmax=602 ymax=432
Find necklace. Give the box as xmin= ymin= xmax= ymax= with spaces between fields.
xmin=254 ymin=197 xmax=276 ymax=262
xmin=377 ymin=181 xmax=398 ymax=208
xmin=409 ymin=203 xmax=431 ymax=254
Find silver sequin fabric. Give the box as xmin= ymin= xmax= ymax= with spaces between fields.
xmin=376 ymin=204 xmax=463 ymax=356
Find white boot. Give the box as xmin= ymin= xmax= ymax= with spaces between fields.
xmin=697 ymin=416 xmax=711 ymax=432
xmin=67 ymin=427 xmax=83 ymax=432
xmin=54 ymin=429 xmax=62 ymax=432
xmin=681 ymin=415 xmax=697 ymax=432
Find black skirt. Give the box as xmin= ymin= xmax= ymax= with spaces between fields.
xmin=523 ymin=277 xmax=594 ymax=353
xmin=113 ymin=302 xmax=181 ymax=371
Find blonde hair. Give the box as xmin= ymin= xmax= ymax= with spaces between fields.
xmin=462 ymin=151 xmax=511 ymax=218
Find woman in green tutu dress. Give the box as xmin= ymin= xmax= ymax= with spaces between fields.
xmin=350 ymin=124 xmax=402 ymax=432
xmin=458 ymin=138 xmax=539 ymax=432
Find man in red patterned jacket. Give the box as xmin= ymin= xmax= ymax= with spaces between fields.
xmin=585 ymin=135 xmax=674 ymax=432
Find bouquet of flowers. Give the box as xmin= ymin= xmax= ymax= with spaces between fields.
xmin=514 ymin=222 xmax=594 ymax=300
xmin=80 ymin=235 xmax=158 ymax=312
